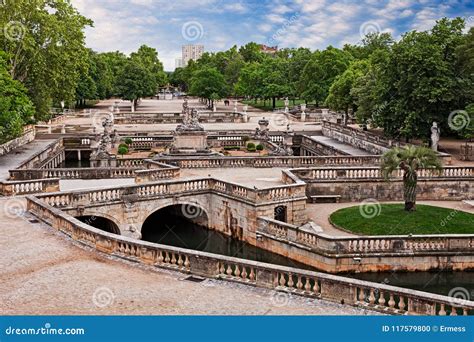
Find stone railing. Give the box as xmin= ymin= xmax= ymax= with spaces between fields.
xmin=301 ymin=135 xmax=351 ymax=156
xmin=258 ymin=217 xmax=474 ymax=256
xmin=35 ymin=177 xmax=306 ymax=209
xmin=0 ymin=125 xmax=36 ymax=157
xmin=116 ymin=158 xmax=146 ymax=167
xmin=26 ymin=196 xmax=474 ymax=315
xmin=291 ymin=166 xmax=474 ymax=181
xmin=322 ymin=121 xmax=405 ymax=154
xmin=0 ymin=178 xmax=60 ymax=196
xmin=9 ymin=167 xmax=139 ymax=181
xmin=15 ymin=138 xmax=64 ymax=170
xmin=154 ymin=155 xmax=383 ymax=169
xmin=135 ymin=160 xmax=180 ymax=183
xmin=113 ymin=111 xmax=246 ymax=124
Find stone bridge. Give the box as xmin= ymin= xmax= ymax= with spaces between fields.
xmin=36 ymin=177 xmax=307 ymax=243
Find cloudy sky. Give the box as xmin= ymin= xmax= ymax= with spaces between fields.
xmin=71 ymin=0 xmax=474 ymax=71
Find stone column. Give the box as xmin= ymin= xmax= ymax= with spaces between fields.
xmin=300 ymin=103 xmax=306 ymax=122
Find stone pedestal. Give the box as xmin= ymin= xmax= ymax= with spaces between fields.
xmin=170 ymin=131 xmax=211 ymax=155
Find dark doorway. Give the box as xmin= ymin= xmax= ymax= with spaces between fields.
xmin=76 ymin=215 xmax=120 ymax=234
xmin=274 ymin=205 xmax=287 ymax=222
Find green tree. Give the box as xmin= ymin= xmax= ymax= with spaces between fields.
xmin=299 ymin=47 xmax=352 ymax=106
xmin=381 ymin=146 xmax=442 ymax=211
xmin=374 ymin=18 xmax=468 ymax=139
xmin=100 ymin=51 xmax=128 ymax=97
xmin=130 ymin=45 xmax=167 ymax=93
xmin=117 ymin=59 xmax=155 ymax=111
xmin=0 ymin=52 xmax=35 ymax=143
xmin=239 ymin=42 xmax=264 ymax=63
xmin=326 ymin=60 xmax=369 ymax=124
xmin=189 ymin=67 xmax=228 ymax=108
xmin=0 ymin=0 xmax=92 ymax=119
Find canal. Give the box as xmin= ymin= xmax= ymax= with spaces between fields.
xmin=140 ymin=209 xmax=474 ymax=298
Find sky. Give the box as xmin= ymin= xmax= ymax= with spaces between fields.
xmin=71 ymin=0 xmax=474 ymax=71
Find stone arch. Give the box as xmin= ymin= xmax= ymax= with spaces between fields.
xmin=141 ymin=200 xmax=210 ymax=231
xmin=75 ymin=215 xmax=121 ymax=235
xmin=141 ymin=202 xmax=210 ymax=246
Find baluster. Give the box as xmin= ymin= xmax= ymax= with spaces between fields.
xmin=378 ymin=291 xmax=386 ymax=307
xmin=398 ymin=296 xmax=406 ymax=311
xmin=438 ymin=304 xmax=446 ymax=316
xmin=388 ymin=293 xmax=395 ymax=308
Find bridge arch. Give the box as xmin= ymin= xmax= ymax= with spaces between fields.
xmin=141 ymin=202 xmax=210 ymax=247
xmin=75 ymin=215 xmax=121 ymax=235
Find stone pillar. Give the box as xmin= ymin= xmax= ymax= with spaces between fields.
xmin=300 ymin=103 xmax=306 ymax=122
xmin=47 ymin=125 xmax=52 ymax=134
xmin=233 ymin=100 xmax=237 ymax=113
xmin=61 ymin=125 xmax=66 ymax=134
xmin=284 ymin=97 xmax=289 ymax=113
xmin=77 ymin=150 xmax=81 ymax=161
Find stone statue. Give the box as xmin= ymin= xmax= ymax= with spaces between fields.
xmin=176 ymin=99 xmax=204 ymax=131
xmin=431 ymin=122 xmax=440 ymax=151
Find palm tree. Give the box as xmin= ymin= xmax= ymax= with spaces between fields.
xmin=381 ymin=146 xmax=442 ymax=211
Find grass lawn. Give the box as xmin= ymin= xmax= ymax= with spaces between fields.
xmin=242 ymin=99 xmax=314 ymax=111
xmin=329 ymin=204 xmax=474 ymax=235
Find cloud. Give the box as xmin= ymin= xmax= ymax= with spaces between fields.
xmin=70 ymin=0 xmax=474 ymax=71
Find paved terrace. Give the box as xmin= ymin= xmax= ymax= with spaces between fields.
xmin=309 ymin=135 xmax=368 ymax=155
xmin=0 ymin=197 xmax=374 ymax=315
xmin=0 ymin=139 xmax=54 ymax=181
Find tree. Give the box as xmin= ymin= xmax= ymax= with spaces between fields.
xmin=100 ymin=51 xmax=128 ymax=97
xmin=0 ymin=0 xmax=92 ymax=119
xmin=370 ymin=18 xmax=469 ymax=139
xmin=0 ymin=52 xmax=35 ymax=143
xmin=381 ymin=146 xmax=442 ymax=211
xmin=117 ymin=59 xmax=155 ymax=111
xmin=326 ymin=60 xmax=369 ymax=124
xmin=189 ymin=67 xmax=228 ymax=108
xmin=239 ymin=42 xmax=264 ymax=63
xmin=299 ymin=47 xmax=352 ymax=106
xmin=261 ymin=57 xmax=292 ymax=108
xmin=130 ymin=45 xmax=167 ymax=93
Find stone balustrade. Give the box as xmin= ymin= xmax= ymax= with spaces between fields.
xmin=321 ymin=121 xmax=453 ymax=165
xmin=0 ymin=178 xmax=60 ymax=196
xmin=155 ymin=155 xmax=383 ymax=169
xmin=134 ymin=161 xmax=180 ymax=183
xmin=10 ymin=167 xmax=139 ymax=181
xmin=35 ymin=176 xmax=306 ymax=209
xmin=26 ymin=196 xmax=474 ymax=316
xmin=291 ymin=166 xmax=474 ymax=181
xmin=113 ymin=111 xmax=246 ymax=124
xmin=257 ymin=217 xmax=474 ymax=256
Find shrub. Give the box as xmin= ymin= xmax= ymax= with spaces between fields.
xmin=118 ymin=143 xmax=128 ymax=149
xmin=124 ymin=137 xmax=133 ymax=145
xmin=118 ymin=145 xmax=129 ymax=156
xmin=246 ymin=142 xmax=255 ymax=150
xmin=256 ymin=144 xmax=264 ymax=151
xmin=247 ymin=147 xmax=256 ymax=152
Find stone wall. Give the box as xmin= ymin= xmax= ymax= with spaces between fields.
xmin=0 ymin=126 xmax=35 ymax=157
xmin=305 ymin=178 xmax=473 ymax=201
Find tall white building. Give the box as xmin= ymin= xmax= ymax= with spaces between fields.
xmin=182 ymin=44 xmax=204 ymax=66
